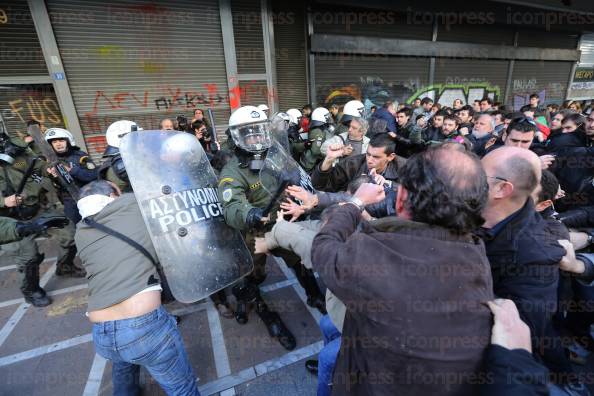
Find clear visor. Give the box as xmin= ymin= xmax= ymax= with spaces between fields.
xmin=270 ymin=115 xmax=290 ymax=134
xmin=230 ymin=121 xmax=272 ymax=153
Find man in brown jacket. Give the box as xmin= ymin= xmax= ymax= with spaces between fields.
xmin=311 ymin=146 xmax=494 ymax=395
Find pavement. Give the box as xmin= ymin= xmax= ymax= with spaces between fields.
xmin=0 ymin=237 xmax=321 ymax=396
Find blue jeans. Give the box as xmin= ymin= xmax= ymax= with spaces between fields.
xmin=317 ymin=314 xmax=341 ymax=396
xmin=92 ymin=306 xmax=200 ymax=396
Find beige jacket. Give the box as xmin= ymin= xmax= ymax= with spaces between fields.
xmin=265 ymin=218 xmax=346 ymax=331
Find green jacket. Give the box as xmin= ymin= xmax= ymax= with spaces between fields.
xmin=218 ymin=155 xmax=271 ymax=231
xmin=0 ymin=216 xmax=20 ymax=243
xmin=75 ymin=193 xmax=160 ymax=311
xmin=0 ymin=150 xmax=47 ymax=216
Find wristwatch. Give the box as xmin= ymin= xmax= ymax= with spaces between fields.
xmin=348 ymin=196 xmax=365 ymax=211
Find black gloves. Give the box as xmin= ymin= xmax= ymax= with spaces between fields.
xmin=15 ymin=215 xmax=69 ymax=238
xmin=246 ymin=207 xmax=266 ymax=230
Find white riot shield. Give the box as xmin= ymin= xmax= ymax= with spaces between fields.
xmin=120 ymin=131 xmax=253 ymax=303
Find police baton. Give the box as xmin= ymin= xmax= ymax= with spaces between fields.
xmin=207 ymin=108 xmax=218 ymax=153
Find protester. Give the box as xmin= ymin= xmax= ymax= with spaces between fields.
xmin=312 ymin=133 xmax=402 ymax=192
xmin=311 ymin=145 xmax=494 ymax=395
xmin=369 ymin=101 xmax=397 ymax=133
xmin=159 ymin=118 xmax=174 ymax=130
xmin=321 ymin=116 xmax=369 ymax=159
xmin=75 ymin=181 xmax=200 ymax=395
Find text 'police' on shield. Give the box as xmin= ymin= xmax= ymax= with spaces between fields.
xmin=143 ymin=187 xmax=224 ymax=234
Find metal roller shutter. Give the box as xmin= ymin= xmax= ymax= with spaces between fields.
xmin=239 ymin=80 xmax=268 ymax=105
xmin=0 ymin=84 xmax=63 ymax=139
xmin=433 ymin=59 xmax=509 ymax=106
xmin=314 ymin=56 xmax=430 ymax=107
xmin=511 ymin=61 xmax=573 ymax=109
xmin=436 ymin=23 xmax=515 ymax=46
xmin=0 ymin=1 xmax=47 ymax=76
xmin=312 ymin=5 xmax=432 ymax=40
xmin=273 ymin=3 xmax=308 ymax=111
xmin=47 ymin=0 xmax=230 ymax=159
xmin=232 ymin=0 xmax=266 ymax=74
xmin=517 ymin=29 xmax=579 ymax=50
xmin=580 ymin=34 xmax=594 ymax=66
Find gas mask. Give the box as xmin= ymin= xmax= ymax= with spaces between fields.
xmin=0 ymin=134 xmax=26 ymax=165
xmin=102 ymin=145 xmax=128 ymax=182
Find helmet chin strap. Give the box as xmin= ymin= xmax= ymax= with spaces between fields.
xmin=236 ymin=148 xmax=267 ymax=171
xmin=248 ymin=154 xmax=264 ymax=171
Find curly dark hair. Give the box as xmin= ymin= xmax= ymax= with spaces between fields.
xmin=398 ymin=146 xmax=488 ymax=234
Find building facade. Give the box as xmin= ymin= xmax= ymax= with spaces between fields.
xmin=0 ymin=0 xmax=591 ymax=157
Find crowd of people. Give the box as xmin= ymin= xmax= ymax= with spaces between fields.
xmin=1 ymin=91 xmax=594 ymax=396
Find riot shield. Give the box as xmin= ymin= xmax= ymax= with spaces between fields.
xmin=120 ymin=131 xmax=253 ymax=303
xmin=260 ymin=139 xmax=315 ymax=211
xmin=269 ymin=112 xmax=291 ymax=153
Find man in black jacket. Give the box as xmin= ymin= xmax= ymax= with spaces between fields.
xmin=547 ymin=112 xmax=594 ymax=210
xmin=311 ymin=134 xmax=402 ymax=192
xmin=480 ymin=147 xmax=576 ymax=380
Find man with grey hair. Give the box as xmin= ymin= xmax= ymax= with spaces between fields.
xmin=321 ymin=116 xmax=369 ymax=159
xmin=159 ymin=118 xmax=174 ymax=131
xmin=468 ymin=113 xmax=496 ymax=157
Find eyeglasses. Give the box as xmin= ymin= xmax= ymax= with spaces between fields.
xmin=486 ymin=175 xmax=508 ymax=182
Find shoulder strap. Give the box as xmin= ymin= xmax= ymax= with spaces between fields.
xmin=83 ymin=217 xmax=157 ymax=266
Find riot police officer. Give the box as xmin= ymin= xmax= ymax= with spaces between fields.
xmin=0 ymin=133 xmax=81 ymax=306
xmin=97 ymin=120 xmax=142 ymax=192
xmin=218 ymin=105 xmax=326 ymax=351
xmin=286 ymin=108 xmax=305 ymax=161
xmin=300 ymin=107 xmax=335 ymax=173
xmin=335 ymin=99 xmax=366 ymax=136
xmin=45 ymin=128 xmax=98 ymax=224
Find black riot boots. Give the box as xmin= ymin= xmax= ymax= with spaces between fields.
xmin=254 ymin=294 xmax=296 ymax=351
xmin=232 ymin=282 xmax=259 ymax=324
xmin=55 ymin=246 xmax=86 ymax=278
xmin=21 ymin=253 xmax=51 ymax=307
xmin=232 ymin=281 xmax=296 ymax=350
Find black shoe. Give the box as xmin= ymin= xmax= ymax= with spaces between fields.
xmin=266 ymin=320 xmax=296 ymax=351
xmin=55 ymin=265 xmax=86 ymax=278
xmin=235 ymin=302 xmax=248 ymax=325
xmin=305 ymin=359 xmax=318 ymax=375
xmin=24 ymin=289 xmax=52 ymax=307
xmin=307 ymin=296 xmax=327 ymax=315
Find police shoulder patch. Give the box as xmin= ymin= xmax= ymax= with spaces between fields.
xmin=222 ymin=188 xmax=232 ymax=202
xmin=219 ymin=177 xmax=234 ymax=186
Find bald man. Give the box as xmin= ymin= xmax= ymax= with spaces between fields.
xmin=480 ymin=146 xmax=572 ymax=377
